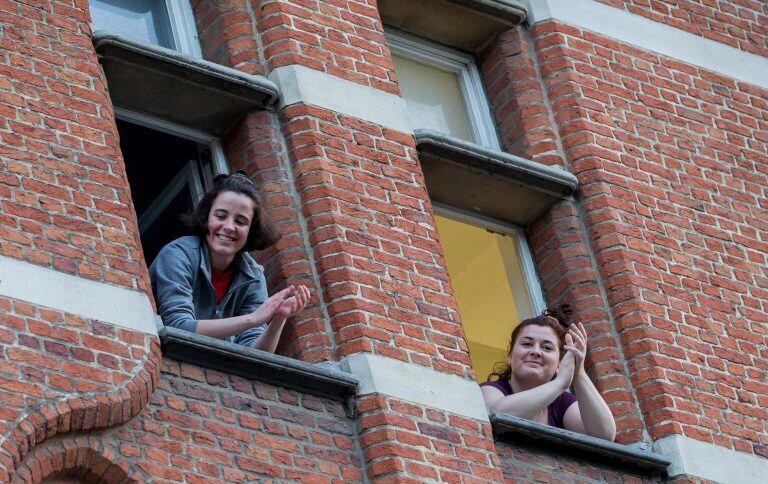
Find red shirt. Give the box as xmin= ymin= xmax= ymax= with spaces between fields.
xmin=211 ymin=268 xmax=234 ymax=304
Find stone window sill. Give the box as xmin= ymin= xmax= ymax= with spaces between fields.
xmin=379 ymin=0 xmax=527 ymax=51
xmin=490 ymin=413 xmax=671 ymax=475
xmin=92 ymin=31 xmax=279 ymax=135
xmin=414 ymin=129 xmax=578 ymax=226
xmin=159 ymin=327 xmax=358 ymax=404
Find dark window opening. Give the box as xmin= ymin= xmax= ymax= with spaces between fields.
xmin=118 ymin=118 xmax=214 ymax=265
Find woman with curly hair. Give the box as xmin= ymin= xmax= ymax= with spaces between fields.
xmin=480 ymin=307 xmax=616 ymax=440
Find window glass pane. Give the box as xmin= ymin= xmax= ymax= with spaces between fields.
xmin=90 ymin=0 xmax=175 ymax=49
xmin=392 ymin=54 xmax=473 ymax=142
xmin=434 ymin=214 xmax=536 ymax=383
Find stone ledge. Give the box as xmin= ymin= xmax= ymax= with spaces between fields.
xmin=159 ymin=327 xmax=358 ymax=403
xmin=380 ymin=0 xmax=527 ymax=52
xmin=93 ymin=31 xmax=279 ymax=135
xmin=490 ymin=413 xmax=672 ymax=475
xmin=414 ymin=129 xmax=578 ymax=225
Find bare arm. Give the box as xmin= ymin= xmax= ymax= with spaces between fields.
xmin=562 ymin=323 xmax=617 ymax=440
xmin=251 ymin=285 xmax=311 ymax=353
xmin=482 ymin=353 xmax=576 ymax=419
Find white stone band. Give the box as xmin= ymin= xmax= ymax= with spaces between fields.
xmin=524 ymin=0 xmax=768 ymax=90
xmin=268 ymin=64 xmax=413 ymax=134
xmin=341 ymin=353 xmax=489 ymax=421
xmin=653 ymin=434 xmax=767 ymax=483
xmin=0 ymin=255 xmax=157 ymax=335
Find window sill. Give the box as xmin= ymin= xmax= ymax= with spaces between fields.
xmin=158 ymin=327 xmax=358 ymax=403
xmin=490 ymin=413 xmax=671 ymax=476
xmin=380 ymin=0 xmax=527 ymax=51
xmin=92 ymin=31 xmax=279 ymax=135
xmin=414 ymin=129 xmax=578 ymax=225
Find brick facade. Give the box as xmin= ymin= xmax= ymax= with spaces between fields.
xmin=1 ymin=0 xmax=765 ymax=482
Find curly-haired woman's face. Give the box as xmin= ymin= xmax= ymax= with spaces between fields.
xmin=206 ymin=191 xmax=254 ymax=268
xmin=508 ymin=324 xmax=561 ymax=384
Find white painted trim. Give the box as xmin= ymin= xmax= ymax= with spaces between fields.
xmin=524 ymin=0 xmax=768 ymax=90
xmin=386 ymin=30 xmax=501 ymax=150
xmin=137 ymin=160 xmax=203 ymax=233
xmin=165 ymin=0 xmax=203 ymax=59
xmin=0 ymin=256 xmax=157 ymax=335
xmin=433 ymin=203 xmax=547 ymax=313
xmin=114 ymin=107 xmax=231 ymax=179
xmin=653 ymin=434 xmax=768 ymax=483
xmin=114 ymin=107 xmax=217 ymax=144
xmin=268 ymin=65 xmax=412 ymax=134
xmin=341 ymin=353 xmax=489 ymax=421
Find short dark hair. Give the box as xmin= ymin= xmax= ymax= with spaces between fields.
xmin=184 ymin=171 xmax=281 ymax=252
xmin=487 ymin=304 xmax=574 ymax=382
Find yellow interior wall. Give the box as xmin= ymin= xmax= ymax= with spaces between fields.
xmin=434 ymin=214 xmax=535 ymax=382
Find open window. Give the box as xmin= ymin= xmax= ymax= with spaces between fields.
xmin=434 ymin=205 xmax=545 ymax=382
xmin=89 ymin=0 xmax=202 ymax=57
xmin=115 ymin=109 xmax=229 ymax=265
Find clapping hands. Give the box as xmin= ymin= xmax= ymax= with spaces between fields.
xmin=273 ymin=284 xmax=311 ymax=321
xmin=557 ymin=322 xmax=588 ymax=388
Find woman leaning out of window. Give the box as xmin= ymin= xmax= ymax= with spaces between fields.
xmin=481 ymin=307 xmax=616 ymax=441
xmin=150 ymin=171 xmax=310 ymax=353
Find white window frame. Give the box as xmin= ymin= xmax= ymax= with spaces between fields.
xmin=433 ymin=202 xmax=547 ymax=314
xmin=89 ymin=0 xmax=202 ymax=58
xmin=114 ymin=107 xmax=229 ymax=176
xmin=165 ymin=0 xmax=203 ymax=58
xmin=386 ymin=29 xmax=500 ymax=150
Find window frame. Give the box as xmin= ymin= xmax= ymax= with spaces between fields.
xmin=89 ymin=0 xmax=203 ymax=58
xmin=114 ymin=107 xmax=231 ymax=252
xmin=386 ymin=29 xmax=501 ymax=150
xmin=114 ymin=107 xmax=229 ymax=177
xmin=433 ymin=202 xmax=547 ymax=315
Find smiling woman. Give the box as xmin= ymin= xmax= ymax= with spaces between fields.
xmin=149 ymin=171 xmax=311 ymax=353
xmin=480 ymin=307 xmax=616 ymax=440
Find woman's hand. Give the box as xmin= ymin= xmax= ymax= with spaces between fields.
xmin=247 ymin=286 xmax=292 ymax=327
xmin=556 ymin=350 xmax=576 ymax=389
xmin=273 ymin=285 xmax=311 ymax=321
xmin=564 ymin=322 xmax=588 ymax=378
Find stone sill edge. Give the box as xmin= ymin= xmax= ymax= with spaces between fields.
xmin=414 ymin=129 xmax=579 ymax=197
xmin=92 ymin=30 xmax=280 ymax=105
xmin=490 ymin=413 xmax=671 ymax=475
xmin=159 ymin=327 xmax=358 ymax=403
xmin=451 ymin=0 xmax=528 ymax=24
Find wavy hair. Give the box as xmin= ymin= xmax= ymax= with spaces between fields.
xmin=184 ymin=171 xmax=281 ymax=252
xmin=486 ymin=304 xmax=574 ymax=382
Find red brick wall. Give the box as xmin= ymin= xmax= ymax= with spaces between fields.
xmin=191 ymin=0 xmax=266 ymax=75
xmin=495 ymin=440 xmax=658 ymax=483
xmin=254 ymin=0 xmax=398 ymax=93
xmin=14 ymin=358 xmax=364 ymax=482
xmin=0 ymin=0 xmax=161 ymax=480
xmin=0 ymin=296 xmax=159 ymax=481
xmin=595 ymin=0 xmax=768 ymax=57
xmin=0 ymin=0 xmax=149 ymax=294
xmin=529 ymin=19 xmax=768 ymax=455
xmin=479 ymin=28 xmax=565 ymax=166
xmin=356 ymin=395 xmax=502 ymax=482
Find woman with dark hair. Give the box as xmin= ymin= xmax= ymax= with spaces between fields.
xmin=480 ymin=307 xmax=616 ymax=440
xmin=149 ymin=171 xmax=310 ymax=353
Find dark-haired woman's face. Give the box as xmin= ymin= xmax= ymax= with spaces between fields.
xmin=205 ymin=191 xmax=255 ymax=268
xmin=507 ymin=324 xmax=561 ymax=384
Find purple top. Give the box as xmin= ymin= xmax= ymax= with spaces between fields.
xmin=481 ymin=379 xmax=577 ymax=428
